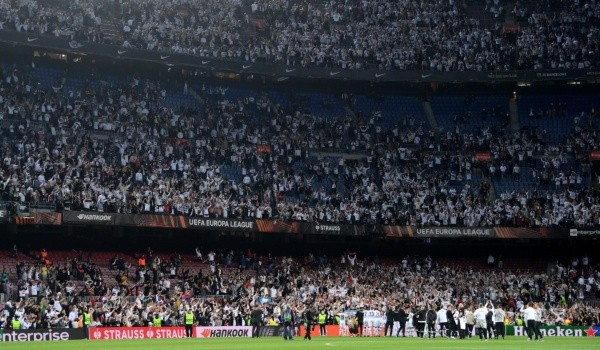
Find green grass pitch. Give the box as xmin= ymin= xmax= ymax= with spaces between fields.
xmin=1 ymin=337 xmax=598 ymax=350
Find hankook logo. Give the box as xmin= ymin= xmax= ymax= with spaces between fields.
xmin=76 ymin=214 xmax=112 ymax=221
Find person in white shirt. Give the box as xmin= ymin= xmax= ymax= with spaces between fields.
xmin=473 ymin=304 xmax=489 ymax=340
xmin=338 ymin=313 xmax=348 ymax=336
xmin=68 ymin=306 xmax=79 ymax=328
xmin=458 ymin=310 xmax=467 ymax=339
xmin=437 ymin=305 xmax=448 ymax=338
xmin=519 ymin=302 xmax=537 ymax=341
xmin=53 ymin=298 xmax=63 ymax=313
xmin=195 ymin=247 xmax=202 ymax=261
xmin=533 ymin=303 xmax=544 ymax=341
xmin=21 ymin=316 xmax=31 ymax=329
xmin=493 ymin=305 xmax=506 ymax=339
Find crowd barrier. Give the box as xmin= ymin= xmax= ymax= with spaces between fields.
xmin=14 ymin=210 xmax=598 ymax=239
xmin=2 ymin=325 xmax=598 ymax=341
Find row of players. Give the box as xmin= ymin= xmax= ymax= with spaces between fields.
xmin=323 ymin=302 xmax=543 ymax=341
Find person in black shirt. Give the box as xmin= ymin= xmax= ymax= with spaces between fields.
xmin=251 ymin=305 xmax=264 ymax=338
xmin=485 ymin=305 xmax=494 ymax=339
xmin=446 ymin=304 xmax=457 ymax=338
xmin=426 ymin=306 xmax=437 ymax=338
xmin=303 ymin=308 xmax=313 ymax=340
xmin=395 ymin=305 xmax=408 ymax=337
xmin=384 ymin=306 xmax=395 ymax=336
xmin=415 ymin=305 xmax=427 ymax=338
xmin=356 ymin=307 xmax=365 ymax=337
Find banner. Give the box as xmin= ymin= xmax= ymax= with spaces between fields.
xmin=388 ymin=226 xmax=566 ymax=239
xmin=569 ymin=228 xmax=600 ymax=237
xmin=15 ymin=216 xmax=35 ymax=225
xmin=195 ymin=326 xmax=252 ymax=338
xmin=380 ymin=225 xmax=409 ymax=237
xmin=590 ymin=151 xmax=600 ymax=161
xmin=32 ymin=212 xmax=62 ymax=225
xmin=88 ymin=327 xmax=188 ymax=340
xmin=14 ymin=213 xmax=61 ymax=225
xmin=255 ymin=220 xmax=365 ymax=235
xmin=494 ymin=227 xmax=561 ymax=239
xmin=62 ymin=211 xmax=115 ymax=225
xmin=475 ymin=152 xmax=492 ymax=163
xmin=256 ymin=145 xmax=272 ymax=154
xmin=413 ymin=227 xmax=494 ymax=237
xmin=18 ymin=210 xmax=590 ymax=238
xmin=0 ymin=209 xmax=6 ymax=222
xmin=186 ymin=218 xmax=255 ymax=231
xmin=503 ymin=23 xmax=519 ymax=34
xmin=2 ymin=328 xmax=85 ymax=342
xmin=165 ymin=138 xmax=189 ymax=146
xmin=255 ymin=220 xmax=303 ymax=234
xmin=115 ymin=214 xmax=187 ymax=228
xmin=507 ymin=325 xmax=600 ymax=337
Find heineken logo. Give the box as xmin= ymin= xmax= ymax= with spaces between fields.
xmin=511 ymin=325 xmax=598 ymax=337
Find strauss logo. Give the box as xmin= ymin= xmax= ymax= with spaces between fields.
xmin=93 ymin=330 xmax=102 ymax=339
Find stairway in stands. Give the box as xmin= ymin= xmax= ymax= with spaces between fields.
xmin=422 ymin=98 xmax=439 ymax=134
xmin=510 ymin=95 xmax=520 ymax=132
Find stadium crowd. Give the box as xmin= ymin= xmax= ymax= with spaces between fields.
xmin=0 ymin=250 xmax=599 ymax=331
xmin=1 ymin=61 xmax=600 ymax=227
xmin=0 ymin=0 xmax=600 ymax=339
xmin=0 ymin=0 xmax=598 ymax=71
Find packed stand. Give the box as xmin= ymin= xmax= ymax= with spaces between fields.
xmin=1 ymin=0 xmax=598 ymax=71
xmin=0 ymin=250 xmax=599 ymax=331
xmin=513 ymin=0 xmax=600 ymax=70
xmin=2 ymin=60 xmax=600 ymax=227
xmin=0 ymin=62 xmax=486 ymax=227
